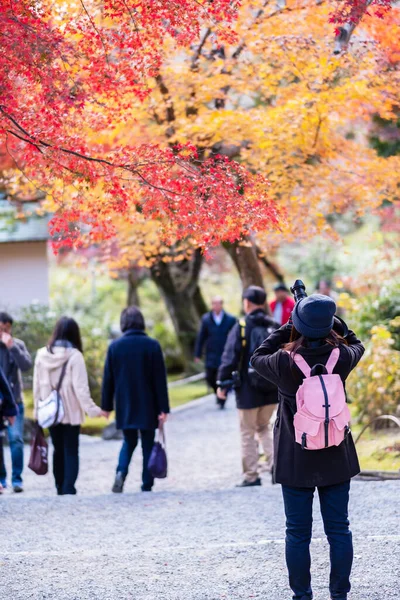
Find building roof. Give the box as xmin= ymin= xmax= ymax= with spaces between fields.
xmin=0 ymin=198 xmax=50 ymax=244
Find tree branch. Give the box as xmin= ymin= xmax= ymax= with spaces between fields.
xmin=191 ymin=28 xmax=212 ymax=70
xmin=256 ymin=246 xmax=285 ymax=281
xmin=333 ymin=0 xmax=373 ymax=54
xmin=155 ymin=74 xmax=176 ymax=130
xmin=0 ymin=107 xmax=183 ymax=196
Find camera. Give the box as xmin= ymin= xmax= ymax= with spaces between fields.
xmin=290 ymin=279 xmax=307 ymax=304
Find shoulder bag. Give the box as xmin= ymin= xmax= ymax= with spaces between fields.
xmin=37 ymin=359 xmax=70 ymax=429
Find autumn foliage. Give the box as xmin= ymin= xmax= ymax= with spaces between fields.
xmin=0 ymin=0 xmax=398 ymax=257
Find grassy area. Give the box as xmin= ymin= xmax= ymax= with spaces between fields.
xmin=23 ymin=379 xmax=209 ymax=436
xmin=351 ymin=426 xmax=400 ymax=472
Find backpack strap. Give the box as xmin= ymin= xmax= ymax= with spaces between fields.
xmin=285 ymin=350 xmax=311 ymax=378
xmin=292 ymin=354 xmax=311 ymax=378
xmin=52 ymin=358 xmax=70 ymax=427
xmin=325 ymin=347 xmax=340 ymax=374
xmin=237 ymin=318 xmax=247 ymax=373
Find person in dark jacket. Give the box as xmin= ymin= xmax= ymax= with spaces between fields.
xmin=217 ymin=286 xmax=279 ymax=487
xmin=251 ymin=294 xmax=365 ymax=600
xmin=102 ymin=306 xmax=170 ymax=493
xmin=194 ymin=297 xmax=236 ymax=408
xmin=0 ymin=365 xmax=17 ymax=495
xmin=0 ymin=312 xmax=32 ymax=492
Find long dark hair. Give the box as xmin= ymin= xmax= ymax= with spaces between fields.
xmin=48 ymin=317 xmax=83 ymax=353
xmin=284 ymin=326 xmax=348 ymax=359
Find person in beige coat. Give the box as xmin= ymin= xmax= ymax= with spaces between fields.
xmin=33 ymin=317 xmax=108 ymax=495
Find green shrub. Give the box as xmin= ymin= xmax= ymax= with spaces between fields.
xmin=347 ymin=324 xmax=400 ymax=422
xmin=343 ymin=281 xmax=400 ymax=350
xmin=150 ymin=322 xmax=184 ymax=373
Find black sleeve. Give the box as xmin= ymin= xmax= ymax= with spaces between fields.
xmin=0 ymin=367 xmax=17 ymax=417
xmin=250 ymin=324 xmax=292 ymax=386
xmin=339 ymin=330 xmax=365 ymax=379
xmin=194 ymin=317 xmax=208 ymax=359
xmin=152 ymin=343 xmax=170 ymax=414
xmin=101 ymin=346 xmax=115 ymax=412
xmin=217 ymin=323 xmax=242 ymax=385
xmin=10 ymin=340 xmax=33 ymax=372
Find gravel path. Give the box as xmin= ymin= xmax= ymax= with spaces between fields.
xmin=1 ymin=395 xmax=399 ymax=600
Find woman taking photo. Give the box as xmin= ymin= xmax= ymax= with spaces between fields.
xmin=251 ymin=294 xmax=364 ymax=600
xmin=33 ymin=317 xmax=108 ymax=495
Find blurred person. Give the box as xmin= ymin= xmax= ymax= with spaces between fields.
xmin=0 ymin=366 xmax=17 ymax=495
xmin=102 ymin=306 xmax=170 ymax=494
xmin=0 ymin=312 xmax=32 ymax=493
xmin=316 ymin=279 xmax=338 ymax=300
xmin=217 ymin=286 xmax=279 ymax=486
xmin=33 ymin=317 xmax=108 ymax=495
xmin=195 ymin=296 xmax=236 ymax=408
xmin=251 ymin=294 xmax=364 ymax=600
xmin=270 ymin=283 xmax=295 ymax=325
xmin=316 ymin=279 xmax=343 ymax=316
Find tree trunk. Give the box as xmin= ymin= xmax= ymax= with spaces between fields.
xmin=127 ymin=268 xmax=141 ymax=306
xmin=150 ymin=249 xmax=204 ymax=368
xmin=193 ymin=284 xmax=208 ymax=317
xmin=223 ymin=239 xmax=264 ymax=289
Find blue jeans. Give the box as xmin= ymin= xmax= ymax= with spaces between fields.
xmin=281 ymin=481 xmax=353 ymax=600
xmin=0 ymin=403 xmax=25 ymax=487
xmin=117 ymin=429 xmax=155 ymax=491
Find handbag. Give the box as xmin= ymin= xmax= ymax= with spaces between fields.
xmin=148 ymin=425 xmax=168 ymax=479
xmin=37 ymin=359 xmax=69 ymax=429
xmin=28 ymin=424 xmax=48 ymax=475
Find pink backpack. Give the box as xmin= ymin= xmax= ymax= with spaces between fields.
xmin=290 ymin=348 xmax=351 ymax=450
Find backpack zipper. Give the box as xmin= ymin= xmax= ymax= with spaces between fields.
xmin=318 ymin=375 xmax=330 ymax=448
xmin=301 ymin=432 xmax=307 ymax=449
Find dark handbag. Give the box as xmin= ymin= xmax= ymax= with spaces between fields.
xmin=28 ymin=424 xmax=48 ymax=475
xmin=148 ymin=425 xmax=168 ymax=479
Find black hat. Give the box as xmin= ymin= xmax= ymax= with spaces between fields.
xmin=292 ymin=294 xmax=336 ymax=339
xmin=274 ymin=282 xmax=289 ymax=292
xmin=242 ymin=286 xmax=267 ymax=305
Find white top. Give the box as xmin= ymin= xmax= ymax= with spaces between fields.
xmin=212 ymin=311 xmax=225 ymax=326
xmin=33 ymin=347 xmax=102 ymax=425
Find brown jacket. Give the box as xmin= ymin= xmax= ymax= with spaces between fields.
xmin=33 ymin=346 xmax=102 ymax=425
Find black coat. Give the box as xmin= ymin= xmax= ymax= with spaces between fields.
xmin=217 ymin=309 xmax=279 ymax=409
xmin=101 ymin=329 xmax=170 ymax=431
xmin=251 ymin=325 xmax=365 ymax=488
xmin=0 ymin=365 xmax=17 ymax=429
xmin=195 ymin=312 xmax=236 ymax=369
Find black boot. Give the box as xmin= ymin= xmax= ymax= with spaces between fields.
xmin=112 ymin=472 xmax=125 ymax=493
xmin=217 ymin=398 xmax=226 ymax=410
xmin=236 ymin=478 xmax=262 ymax=488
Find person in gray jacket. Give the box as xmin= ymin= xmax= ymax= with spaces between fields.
xmin=0 ymin=312 xmax=32 ymax=492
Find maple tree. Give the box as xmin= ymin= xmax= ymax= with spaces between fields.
xmin=0 ymin=0 xmax=397 ymax=250
xmin=1 ymin=0 xmax=399 ymax=361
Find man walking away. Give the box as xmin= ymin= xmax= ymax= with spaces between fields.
xmin=217 ymin=287 xmax=279 ymax=487
xmin=0 ymin=312 xmax=32 ymax=493
xmin=195 ymin=297 xmax=236 ymax=408
xmin=102 ymin=306 xmax=170 ymax=493
xmin=270 ymin=283 xmax=295 ymax=326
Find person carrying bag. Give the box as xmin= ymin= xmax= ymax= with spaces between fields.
xmin=33 ymin=317 xmax=108 ymax=495
xmin=251 ymin=293 xmax=365 ymax=600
